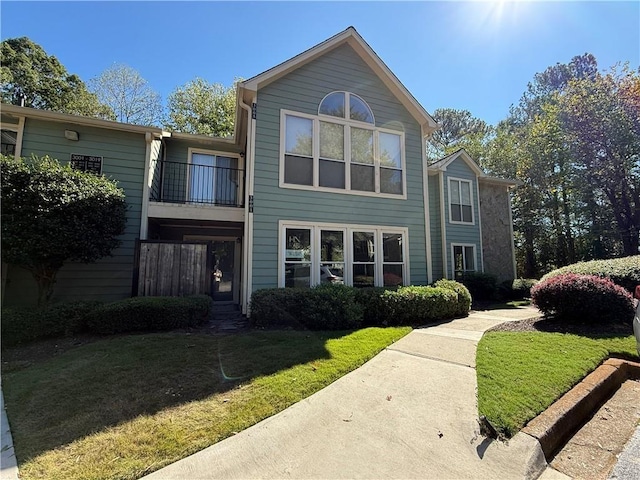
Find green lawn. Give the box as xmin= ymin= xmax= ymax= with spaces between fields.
xmin=476 ymin=331 xmax=638 ymax=438
xmin=2 ymin=327 xmax=410 ymax=480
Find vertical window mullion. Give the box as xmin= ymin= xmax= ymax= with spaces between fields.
xmin=374 ymin=131 xmax=380 ymax=193
xmin=313 ymin=119 xmax=319 ymax=188
xmin=345 ymin=124 xmax=351 ymax=192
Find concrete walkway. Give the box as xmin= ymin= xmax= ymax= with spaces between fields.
xmin=1 ymin=388 xmax=19 ymax=480
xmin=145 ymin=306 xmax=554 ymax=480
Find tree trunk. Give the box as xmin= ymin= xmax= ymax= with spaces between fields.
xmin=32 ymin=265 xmax=58 ymax=307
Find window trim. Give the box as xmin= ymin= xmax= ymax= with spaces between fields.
xmin=451 ymin=243 xmax=477 ymax=279
xmin=279 ymin=109 xmax=407 ymax=199
xmin=0 ymin=118 xmax=24 ymax=159
xmin=318 ymin=91 xmax=376 ymax=126
xmin=186 ymin=147 xmax=242 ymax=204
xmin=447 ymin=177 xmax=475 ymax=225
xmin=278 ymin=220 xmax=409 ymax=288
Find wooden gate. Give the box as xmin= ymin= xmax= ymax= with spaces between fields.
xmin=133 ymin=240 xmax=213 ymax=297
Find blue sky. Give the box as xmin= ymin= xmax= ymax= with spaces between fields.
xmin=1 ymin=1 xmax=638 ymax=126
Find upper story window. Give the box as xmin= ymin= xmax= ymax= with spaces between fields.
xmin=1 ymin=129 xmax=17 ymax=156
xmin=281 ymin=92 xmax=405 ymax=198
xmin=448 ymin=178 xmax=474 ymax=224
xmin=319 ymin=92 xmax=374 ymax=124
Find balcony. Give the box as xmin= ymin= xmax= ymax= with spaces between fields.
xmin=150 ymin=160 xmax=245 ymax=208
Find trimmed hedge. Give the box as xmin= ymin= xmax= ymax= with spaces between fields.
xmin=355 ymin=287 xmax=393 ymax=326
xmin=461 ymin=273 xmax=498 ymax=301
xmin=531 ymin=273 xmax=634 ymax=324
xmin=433 ymin=279 xmax=472 ymax=316
xmin=250 ymin=283 xmax=466 ymax=330
xmin=1 ymin=301 xmax=102 ymax=347
xmin=540 ymin=256 xmax=640 ymax=293
xmin=380 ymin=286 xmax=458 ymax=325
xmin=86 ymin=295 xmax=212 ymax=334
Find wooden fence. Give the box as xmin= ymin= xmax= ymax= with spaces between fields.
xmin=133 ymin=240 xmax=213 ymax=297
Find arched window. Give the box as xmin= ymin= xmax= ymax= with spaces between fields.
xmin=318 ymin=92 xmax=374 ymax=124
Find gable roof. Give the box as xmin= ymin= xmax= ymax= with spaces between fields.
xmin=240 ymin=27 xmax=438 ymax=135
xmin=428 ymin=148 xmax=522 ymax=186
xmin=428 ymin=149 xmax=485 ymax=176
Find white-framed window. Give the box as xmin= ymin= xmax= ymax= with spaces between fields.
xmin=451 ymin=244 xmax=476 ymax=280
xmin=448 ymin=178 xmax=474 ymax=224
xmin=0 ymin=119 xmax=23 ymax=158
xmin=187 ymin=148 xmax=240 ymax=205
xmin=279 ymin=221 xmax=409 ymax=288
xmin=280 ymin=92 xmax=406 ymax=199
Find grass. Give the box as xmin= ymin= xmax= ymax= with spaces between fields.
xmin=2 ymin=327 xmax=410 ymax=480
xmin=476 ymin=330 xmax=638 ymax=438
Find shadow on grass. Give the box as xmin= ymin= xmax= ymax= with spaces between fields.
xmin=2 ymin=330 xmax=342 ymax=462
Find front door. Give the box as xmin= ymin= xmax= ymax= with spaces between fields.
xmin=212 ymin=240 xmax=235 ymax=301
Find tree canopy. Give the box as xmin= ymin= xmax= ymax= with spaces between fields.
xmin=427 ymin=108 xmax=492 ymax=164
xmin=483 ymin=56 xmax=640 ymax=276
xmin=89 ymin=64 xmax=163 ymax=126
xmin=165 ymin=77 xmax=239 ymax=137
xmin=0 ymin=37 xmax=113 ymax=118
xmin=1 ymin=155 xmax=127 ymax=305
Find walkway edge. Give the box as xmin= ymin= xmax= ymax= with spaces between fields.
xmin=1 ymin=387 xmax=19 ymax=480
xmin=522 ymin=358 xmax=640 ymax=460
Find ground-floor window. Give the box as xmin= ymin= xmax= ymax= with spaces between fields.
xmin=451 ymin=244 xmax=476 ymax=280
xmin=280 ymin=222 xmax=408 ymax=288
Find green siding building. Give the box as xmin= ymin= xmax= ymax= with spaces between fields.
xmin=1 ymin=27 xmax=518 ymax=312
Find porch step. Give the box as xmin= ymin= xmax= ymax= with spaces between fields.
xmin=211 ymin=302 xmax=249 ymax=333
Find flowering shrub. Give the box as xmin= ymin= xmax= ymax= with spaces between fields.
xmin=540 ymin=256 xmax=640 ymax=293
xmin=531 ymin=273 xmax=634 ymax=323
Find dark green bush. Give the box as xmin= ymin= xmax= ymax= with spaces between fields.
xmin=250 ymin=288 xmax=308 ymax=329
xmin=86 ymin=295 xmax=212 ymax=334
xmin=511 ymin=278 xmax=538 ymax=298
xmin=251 ymin=285 xmax=363 ymax=330
xmin=250 ymin=283 xmax=467 ymax=330
xmin=531 ymin=273 xmax=634 ymax=324
xmin=354 ymin=287 xmax=393 ymax=326
xmin=433 ymin=280 xmax=472 ymax=316
xmin=540 ymin=256 xmax=640 ymax=293
xmin=1 ymin=301 xmax=102 ymax=347
xmin=380 ymin=286 xmax=458 ymax=326
xmin=461 ymin=273 xmax=498 ymax=301
xmin=298 ymin=284 xmax=364 ymax=330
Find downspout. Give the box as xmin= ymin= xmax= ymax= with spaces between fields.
xmin=139 ymin=132 xmax=154 ymax=240
xmin=439 ymin=171 xmax=447 ymax=279
xmin=421 ymin=125 xmax=433 ymax=284
xmin=239 ymin=95 xmax=256 ymax=315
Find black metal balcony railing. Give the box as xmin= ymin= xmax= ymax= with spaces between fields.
xmin=150 ymin=160 xmax=245 ymax=207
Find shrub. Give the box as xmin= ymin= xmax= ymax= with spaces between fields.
xmin=298 ymin=284 xmax=364 ymax=330
xmin=461 ymin=273 xmax=498 ymax=301
xmin=380 ymin=286 xmax=458 ymax=326
xmin=499 ymin=278 xmax=539 ymax=300
xmin=1 ymin=301 xmax=102 ymax=347
xmin=354 ymin=287 xmax=393 ymax=326
xmin=250 ymin=288 xmax=308 ymax=329
xmin=540 ymin=256 xmax=640 ymax=293
xmin=86 ymin=295 xmax=212 ymax=334
xmin=531 ymin=274 xmax=634 ymax=324
xmin=251 ymin=285 xmax=363 ymax=330
xmin=433 ymin=280 xmax=472 ymax=316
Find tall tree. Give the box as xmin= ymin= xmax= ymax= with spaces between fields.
xmin=1 ymin=155 xmax=127 ymax=305
xmin=559 ymin=64 xmax=640 ymax=256
xmin=165 ymin=78 xmax=239 ymax=137
xmin=427 ymin=108 xmax=492 ymax=164
xmin=0 ymin=37 xmax=112 ymax=118
xmin=90 ymin=64 xmax=163 ymax=126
